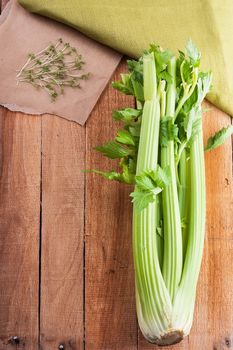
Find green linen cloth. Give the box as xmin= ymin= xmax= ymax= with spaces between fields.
xmin=18 ymin=0 xmax=233 ymax=117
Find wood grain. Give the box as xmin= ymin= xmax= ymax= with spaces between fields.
xmin=39 ymin=116 xmax=85 ymax=349
xmin=85 ymin=60 xmax=138 ymax=350
xmin=0 ymin=109 xmax=41 ymax=349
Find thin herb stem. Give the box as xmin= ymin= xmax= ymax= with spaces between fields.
xmin=175 ymin=68 xmax=198 ymax=119
xmin=16 ymin=39 xmax=90 ymax=101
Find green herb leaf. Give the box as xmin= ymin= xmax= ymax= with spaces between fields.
xmin=182 ymin=86 xmax=198 ymax=113
xmin=119 ymin=158 xmax=136 ymax=184
xmin=135 ymin=173 xmax=155 ymax=191
xmin=158 ymin=70 xmax=173 ymax=84
xmin=112 ymin=67 xmax=144 ymax=101
xmin=124 ymin=157 xmax=137 ymax=175
xmin=183 ymin=107 xmax=201 ymax=141
xmin=186 ymin=39 xmax=201 ymax=67
xmin=127 ymin=59 xmax=143 ymax=80
xmin=112 ymin=73 xmax=134 ymax=95
xmin=84 ymin=168 xmax=135 ymax=185
xmin=85 ymin=169 xmax=122 ymax=181
xmin=197 ymin=72 xmax=212 ymax=103
xmin=95 ymin=141 xmax=132 ymax=159
xmin=181 ymin=60 xmax=193 ymax=84
xmin=116 ymin=130 xmax=135 ymax=146
xmin=153 ymin=165 xmax=171 ymax=188
xmin=189 ymin=118 xmax=202 ymax=144
xmin=131 ymin=78 xmax=144 ymax=101
xmin=113 ymin=108 xmax=142 ymax=122
xmin=112 ymin=79 xmax=133 ymax=95
xmin=130 ymin=190 xmax=158 ymax=211
xmin=205 ymin=125 xmax=233 ymax=152
xmin=153 ymin=47 xmax=173 ymax=70
xmin=128 ymin=123 xmax=141 ymax=137
xmin=149 ymin=45 xmax=174 ymax=83
xmin=160 ymin=117 xmax=179 ymax=147
xmin=126 ymin=59 xmax=144 ymax=101
xmin=130 ymin=166 xmax=171 ymax=211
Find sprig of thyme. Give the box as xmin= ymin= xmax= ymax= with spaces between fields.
xmin=16 ymin=38 xmax=90 ymax=101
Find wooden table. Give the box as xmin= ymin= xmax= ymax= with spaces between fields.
xmin=0 ymin=2 xmax=232 ymax=349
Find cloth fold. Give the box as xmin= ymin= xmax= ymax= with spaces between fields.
xmin=18 ymin=0 xmax=233 ymax=118
xmin=0 ymin=0 xmax=121 ymax=125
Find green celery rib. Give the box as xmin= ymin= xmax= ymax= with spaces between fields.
xmin=156 ymin=193 xmax=163 ymax=269
xmin=172 ymin=122 xmax=206 ymax=335
xmin=178 ymin=149 xmax=190 ymax=257
xmin=133 ymin=53 xmax=172 ymax=341
xmin=161 ymin=57 xmax=183 ymax=301
xmin=155 ymin=83 xmax=165 ymax=270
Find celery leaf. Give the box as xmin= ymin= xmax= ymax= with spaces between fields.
xmin=85 ymin=169 xmax=134 ymax=184
xmin=95 ymin=141 xmax=132 ymax=159
xmin=128 ymin=123 xmax=141 ymax=137
xmin=112 ymin=73 xmax=134 ymax=95
xmin=86 ymin=170 xmax=122 ymax=181
xmin=116 ymin=130 xmax=135 ymax=146
xmin=158 ymin=70 xmax=173 ymax=84
xmin=205 ymin=125 xmax=233 ymax=151
xmin=130 ymin=166 xmax=171 ymax=211
xmin=186 ymin=39 xmax=201 ymax=67
xmin=160 ymin=117 xmax=179 ymax=147
xmin=154 ymin=165 xmax=171 ymax=188
xmin=135 ymin=174 xmax=155 ymax=191
xmin=197 ymin=72 xmax=212 ymax=103
xmin=113 ymin=108 xmax=142 ymax=122
xmin=130 ymin=190 xmax=158 ymax=211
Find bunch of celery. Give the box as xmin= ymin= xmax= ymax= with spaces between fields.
xmin=90 ymin=42 xmax=233 ymax=345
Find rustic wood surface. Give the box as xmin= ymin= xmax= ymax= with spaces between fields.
xmin=40 ymin=117 xmax=85 ymax=349
xmin=0 ymin=1 xmax=232 ymax=349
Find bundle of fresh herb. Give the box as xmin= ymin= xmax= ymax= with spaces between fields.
xmin=89 ymin=41 xmax=233 ymax=345
xmin=16 ymin=38 xmax=90 ymax=101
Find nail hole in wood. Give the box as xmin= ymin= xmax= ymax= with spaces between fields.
xmin=225 ymin=337 xmax=232 ymax=348
xmin=8 ymin=336 xmax=20 ymax=345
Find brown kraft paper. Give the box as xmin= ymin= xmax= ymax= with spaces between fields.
xmin=0 ymin=0 xmax=122 ymax=125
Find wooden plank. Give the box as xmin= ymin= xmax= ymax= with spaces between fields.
xmin=0 ymin=109 xmax=41 ymax=349
xmin=0 ymin=108 xmax=3 ymax=177
xmin=40 ymin=116 xmax=85 ymax=349
xmin=85 ymin=59 xmax=138 ymax=350
xmin=138 ymin=332 xmax=189 ymax=349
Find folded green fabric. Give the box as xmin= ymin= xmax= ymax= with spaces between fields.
xmin=18 ymin=0 xmax=233 ymax=117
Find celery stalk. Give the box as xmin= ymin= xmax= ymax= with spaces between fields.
xmin=91 ymin=41 xmax=232 ymax=346
xmin=178 ymin=149 xmax=190 ymax=256
xmin=133 ymin=53 xmax=172 ymax=342
xmin=172 ymin=125 xmax=206 ymax=334
xmin=156 ymin=193 xmax=163 ymax=268
xmin=161 ymin=57 xmax=183 ymax=301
